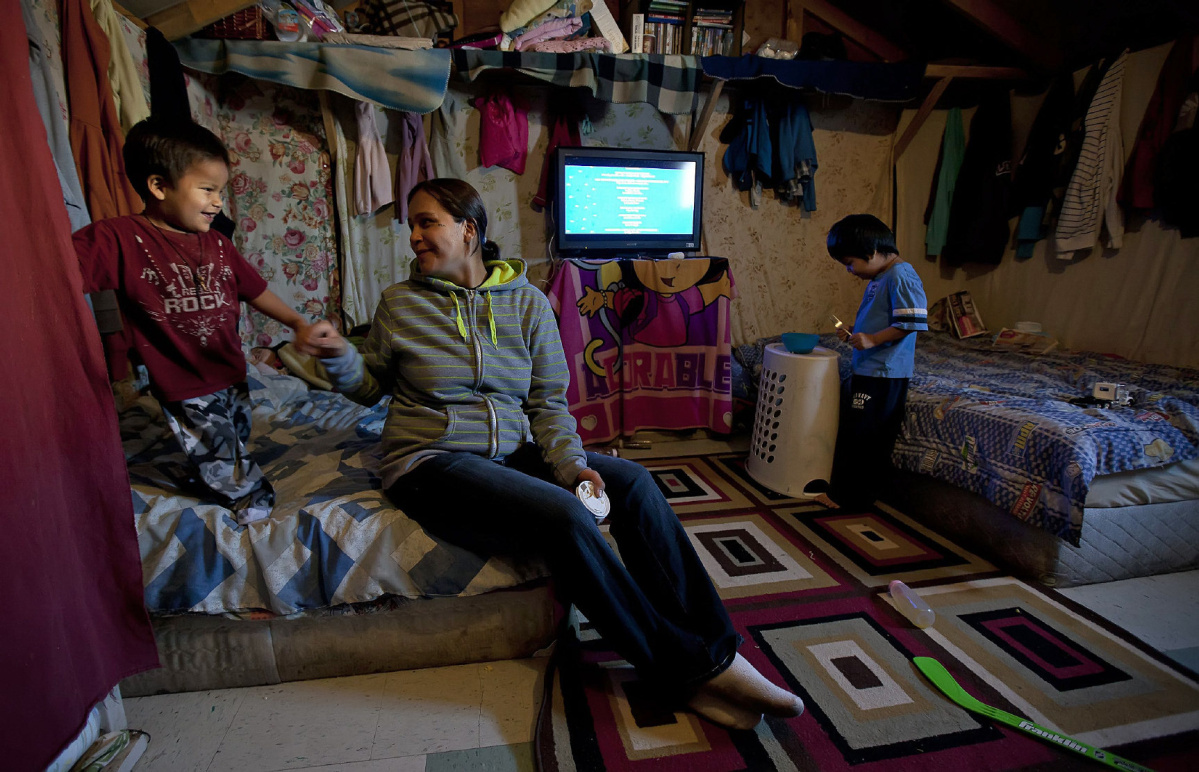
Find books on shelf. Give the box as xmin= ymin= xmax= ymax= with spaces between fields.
xmin=628 ymin=1 xmax=740 ymax=56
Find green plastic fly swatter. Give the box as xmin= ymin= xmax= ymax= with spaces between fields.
xmin=913 ymin=657 xmax=1154 ymax=771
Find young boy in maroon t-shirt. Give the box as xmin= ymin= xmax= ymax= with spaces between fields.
xmin=73 ymin=118 xmax=323 ymax=524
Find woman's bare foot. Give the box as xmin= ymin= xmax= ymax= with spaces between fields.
xmin=686 ymin=690 xmax=763 ymax=731
xmin=813 ymin=492 xmax=840 ymax=509
xmin=697 ymin=653 xmax=804 ymax=718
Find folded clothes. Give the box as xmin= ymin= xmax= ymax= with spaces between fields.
xmin=513 ymin=16 xmax=582 ymax=51
xmin=528 ymin=36 xmax=609 ymax=53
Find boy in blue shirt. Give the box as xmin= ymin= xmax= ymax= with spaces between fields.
xmin=819 ymin=214 xmax=927 ymax=510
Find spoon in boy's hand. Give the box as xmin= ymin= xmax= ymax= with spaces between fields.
xmin=831 ymin=314 xmax=849 ymax=340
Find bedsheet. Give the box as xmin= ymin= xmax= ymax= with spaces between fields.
xmin=735 ymin=334 xmax=1199 ymax=546
xmin=121 ymin=369 xmax=548 ymax=615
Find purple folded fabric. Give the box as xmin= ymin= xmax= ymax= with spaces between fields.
xmin=513 ymin=16 xmax=582 ymax=51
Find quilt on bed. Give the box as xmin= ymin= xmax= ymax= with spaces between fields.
xmin=850 ymin=335 xmax=1199 ymax=545
xmin=735 ymin=334 xmax=1199 ymax=546
xmin=121 ymin=369 xmax=548 ymax=616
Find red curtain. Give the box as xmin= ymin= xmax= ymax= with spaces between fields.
xmin=1 ymin=1 xmax=158 ymax=767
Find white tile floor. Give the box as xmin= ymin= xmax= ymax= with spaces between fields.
xmin=124 ymin=434 xmax=1199 ymax=771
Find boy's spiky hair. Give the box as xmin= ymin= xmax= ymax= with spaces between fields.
xmin=827 ymin=214 xmax=898 ymax=261
xmin=123 ymin=117 xmax=231 ymax=201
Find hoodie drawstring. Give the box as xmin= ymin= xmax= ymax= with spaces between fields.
xmin=450 ymin=293 xmax=467 ymax=341
xmin=486 ymin=293 xmax=497 ymax=348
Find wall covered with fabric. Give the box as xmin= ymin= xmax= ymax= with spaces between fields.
xmin=321 ymin=78 xmax=892 ymax=345
xmin=896 ymin=41 xmax=1199 ymax=369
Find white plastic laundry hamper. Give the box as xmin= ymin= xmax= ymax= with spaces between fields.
xmin=747 ymin=343 xmax=840 ymax=497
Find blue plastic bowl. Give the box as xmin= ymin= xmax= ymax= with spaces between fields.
xmin=781 ymin=332 xmax=819 ymax=354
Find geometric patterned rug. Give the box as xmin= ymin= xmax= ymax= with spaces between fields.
xmin=536 ymin=453 xmax=1199 ymax=771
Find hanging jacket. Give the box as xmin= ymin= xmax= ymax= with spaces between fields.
xmin=1011 ymin=76 xmax=1074 ymax=257
xmin=720 ymin=93 xmax=771 ymax=197
xmin=62 ymin=0 xmax=141 ymax=222
xmin=322 ymin=258 xmax=588 ymax=490
xmin=772 ymin=99 xmax=818 ymax=211
xmin=1120 ymin=38 xmax=1194 ymax=213
xmin=925 ymin=107 xmax=964 ymax=257
xmin=1055 ymin=50 xmax=1129 ymax=255
xmin=942 ymin=90 xmax=1013 ymax=266
xmin=353 ymin=101 xmax=394 ymax=216
xmin=394 ymin=111 xmax=435 ymax=222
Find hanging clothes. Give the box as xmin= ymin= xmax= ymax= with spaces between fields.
xmin=1055 ymin=50 xmax=1129 ymax=256
xmin=89 ymin=0 xmax=149 ymax=132
xmin=394 ymin=111 xmax=435 ymax=223
xmin=352 ymin=101 xmax=393 ymax=216
xmin=473 ymin=89 xmax=530 ymax=174
xmin=62 ymin=0 xmax=141 ymax=222
xmin=1154 ymin=69 xmax=1199 ymax=237
xmin=534 ymin=95 xmax=582 ymax=209
xmin=21 ymin=0 xmax=90 ymax=233
xmin=720 ymin=92 xmax=771 ymax=209
xmin=1120 ymin=38 xmax=1194 ymax=213
xmin=941 ymin=90 xmax=1013 ymax=267
xmin=1010 ymin=76 xmax=1075 ymax=258
xmin=924 ymin=107 xmax=964 ymax=257
xmin=772 ymin=99 xmax=818 ymax=212
xmin=428 ymin=89 xmax=469 ymax=179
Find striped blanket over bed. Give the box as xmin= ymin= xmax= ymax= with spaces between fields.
xmin=122 ymin=369 xmax=547 ymax=616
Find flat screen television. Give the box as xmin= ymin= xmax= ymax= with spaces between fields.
xmin=554 ymin=147 xmax=704 ymax=257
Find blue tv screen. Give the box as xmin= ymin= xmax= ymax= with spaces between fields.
xmin=555 ymin=147 xmax=704 ymax=256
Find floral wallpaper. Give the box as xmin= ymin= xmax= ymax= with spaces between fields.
xmin=188 ymin=74 xmax=341 ymax=347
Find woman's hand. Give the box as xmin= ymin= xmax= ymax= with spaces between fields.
xmin=574 ymin=467 xmax=606 ymax=495
xmin=295 ymin=320 xmax=348 ymax=358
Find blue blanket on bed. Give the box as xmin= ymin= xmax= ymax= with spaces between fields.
xmin=122 ymin=369 xmax=548 ymax=616
xmin=823 ymin=334 xmax=1199 ymax=546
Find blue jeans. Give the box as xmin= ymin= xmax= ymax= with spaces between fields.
xmin=386 ymin=443 xmax=739 ymax=692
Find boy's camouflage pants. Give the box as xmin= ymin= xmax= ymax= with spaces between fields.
xmin=161 ymin=381 xmax=274 ymax=524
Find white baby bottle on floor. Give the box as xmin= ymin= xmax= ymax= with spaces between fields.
xmin=889 ymin=580 xmax=935 ymax=628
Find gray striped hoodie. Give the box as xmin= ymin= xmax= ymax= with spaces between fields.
xmin=322 ymin=258 xmax=588 ymax=490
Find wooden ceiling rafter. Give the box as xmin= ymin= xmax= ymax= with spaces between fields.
xmin=786 ymin=0 xmax=908 ymax=63
xmin=938 ymin=0 xmax=1062 ymax=73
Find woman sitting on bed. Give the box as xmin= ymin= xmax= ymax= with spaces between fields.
xmin=298 ymin=178 xmax=803 ymax=730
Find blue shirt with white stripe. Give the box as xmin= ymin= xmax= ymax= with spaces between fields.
xmin=851 ymin=261 xmax=928 ymax=378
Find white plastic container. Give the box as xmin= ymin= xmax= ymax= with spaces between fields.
xmin=889 ymin=580 xmax=935 ymax=628
xmin=745 ymin=344 xmax=840 ymax=498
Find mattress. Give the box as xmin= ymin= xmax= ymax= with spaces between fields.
xmin=886 ymin=471 xmax=1199 ymax=587
xmin=1087 ymin=455 xmax=1199 ymax=507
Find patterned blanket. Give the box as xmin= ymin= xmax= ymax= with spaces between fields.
xmin=123 ymin=369 xmax=547 ymax=616
xmin=452 ymin=50 xmax=701 ymax=114
xmin=738 ymin=334 xmax=1199 ymax=546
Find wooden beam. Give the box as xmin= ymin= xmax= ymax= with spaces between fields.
xmin=112 ymin=0 xmax=147 ymax=30
xmin=938 ymin=0 xmax=1061 ymax=72
xmin=894 ymin=77 xmax=952 ymax=160
xmin=689 ymin=80 xmax=724 ymax=152
xmin=145 ymin=0 xmax=258 ymax=41
xmin=925 ymin=63 xmax=1028 ymax=80
xmin=799 ymin=0 xmax=907 ymax=62
xmin=785 ymin=0 xmax=805 ymax=46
